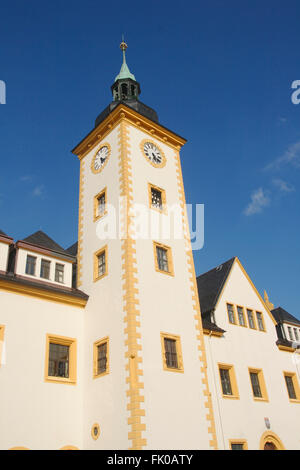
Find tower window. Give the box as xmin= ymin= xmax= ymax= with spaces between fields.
xmin=48 ymin=343 xmax=69 ymax=378
xmin=25 ymin=255 xmax=37 ymax=276
xmin=131 ymin=85 xmax=135 ymax=97
xmin=93 ymin=337 xmax=109 ymax=378
xmin=121 ymin=83 xmax=128 ymax=99
xmin=94 ymin=246 xmax=108 ymax=282
xmin=55 ymin=263 xmax=64 ymax=283
xmin=250 ymin=372 xmax=262 ymax=397
xmin=230 ymin=440 xmax=248 ymax=450
xmin=94 ymin=188 xmax=107 ymax=221
xmin=148 ymin=183 xmax=166 ymax=213
xmin=161 ymin=333 xmax=183 ymax=372
xmin=40 ymin=259 xmax=51 ymax=280
xmin=219 ymin=368 xmax=232 ymax=395
xmin=154 ymin=242 xmax=174 ymax=276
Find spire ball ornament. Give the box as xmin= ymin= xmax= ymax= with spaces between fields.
xmin=120 ymin=40 xmax=128 ymax=51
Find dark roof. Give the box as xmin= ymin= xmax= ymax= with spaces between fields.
xmin=66 ymin=242 xmax=78 ymax=256
xmin=271 ymin=307 xmax=300 ymax=326
xmin=22 ymin=231 xmax=72 ymax=257
xmin=202 ymin=318 xmax=225 ymax=334
xmin=196 ymin=258 xmax=236 ymax=314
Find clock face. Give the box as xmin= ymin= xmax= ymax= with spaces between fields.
xmin=91 ymin=144 xmax=111 ymax=174
xmin=141 ymin=141 xmax=166 ymax=168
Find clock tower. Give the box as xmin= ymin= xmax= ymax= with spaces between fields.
xmin=72 ymin=42 xmax=217 ymax=450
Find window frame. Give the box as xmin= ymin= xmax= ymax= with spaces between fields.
xmin=0 ymin=325 xmax=5 ymax=367
xmin=248 ymin=367 xmax=268 ymax=401
xmin=93 ymin=245 xmax=108 ymax=282
xmin=229 ymin=439 xmax=248 ymax=450
xmin=283 ymin=372 xmax=300 ymax=403
xmin=153 ymin=242 xmax=174 ymax=276
xmin=256 ymin=311 xmax=266 ymax=332
xmin=94 ymin=187 xmax=107 ymax=222
xmin=236 ymin=305 xmax=247 ymax=327
xmin=25 ymin=254 xmax=37 ymax=276
xmin=40 ymin=258 xmax=51 ymax=280
xmin=148 ymin=183 xmax=167 ymax=214
xmin=93 ymin=337 xmax=109 ymax=379
xmin=226 ymin=303 xmax=237 ymax=325
xmin=55 ymin=263 xmax=65 ymax=283
xmin=44 ymin=334 xmax=77 ymax=385
xmin=160 ymin=332 xmax=184 ymax=373
xmin=246 ymin=309 xmax=257 ymax=330
xmin=218 ymin=363 xmax=239 ymax=399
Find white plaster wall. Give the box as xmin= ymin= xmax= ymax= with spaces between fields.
xmin=0 ymin=242 xmax=9 ymax=271
xmin=79 ymin=125 xmax=128 ymax=449
xmin=0 ymin=291 xmax=84 ymax=450
xmin=128 ymin=125 xmax=212 ymax=449
xmin=16 ymin=248 xmax=73 ymax=288
xmin=206 ymin=260 xmax=300 ymax=450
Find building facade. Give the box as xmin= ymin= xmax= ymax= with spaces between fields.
xmin=0 ymin=43 xmax=299 ymax=450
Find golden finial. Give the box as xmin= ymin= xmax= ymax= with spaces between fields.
xmin=120 ymin=34 xmax=128 ymax=52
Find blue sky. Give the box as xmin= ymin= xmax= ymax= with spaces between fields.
xmin=0 ymin=0 xmax=299 ymax=317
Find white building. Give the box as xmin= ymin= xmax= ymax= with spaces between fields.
xmin=0 ymin=43 xmax=299 ymax=450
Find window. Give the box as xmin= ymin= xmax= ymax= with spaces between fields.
xmin=25 ymin=255 xmax=36 ymax=275
xmin=148 ymin=183 xmax=166 ymax=213
xmin=288 ymin=327 xmax=294 ymax=341
xmin=55 ymin=263 xmax=64 ymax=283
xmin=94 ymin=246 xmax=108 ymax=282
xmin=154 ymin=242 xmax=174 ymax=276
xmin=0 ymin=325 xmax=5 ymax=367
xmin=247 ymin=309 xmax=256 ymax=329
xmin=294 ymin=328 xmax=299 ymax=341
xmin=226 ymin=304 xmax=236 ymax=324
xmin=237 ymin=306 xmax=246 ymax=326
xmin=161 ymin=333 xmax=183 ymax=372
xmin=91 ymin=423 xmax=100 ymax=440
xmin=248 ymin=368 xmax=268 ymax=401
xmin=40 ymin=259 xmax=51 ymax=280
xmin=94 ymin=188 xmax=107 ymax=221
xmin=93 ymin=337 xmax=109 ymax=378
xmin=230 ymin=440 xmax=248 ymax=450
xmin=218 ymin=364 xmax=239 ymax=399
xmin=256 ymin=312 xmax=265 ymax=331
xmin=284 ymin=372 xmax=300 ymax=402
xmin=45 ymin=334 xmax=77 ymax=384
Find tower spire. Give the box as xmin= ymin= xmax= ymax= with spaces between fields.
xmin=114 ymin=38 xmax=136 ymax=82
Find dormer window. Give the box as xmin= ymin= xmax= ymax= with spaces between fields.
xmin=25 ymin=255 xmax=36 ymax=276
xmin=40 ymin=259 xmax=51 ymax=280
xmin=55 ymin=263 xmax=64 ymax=283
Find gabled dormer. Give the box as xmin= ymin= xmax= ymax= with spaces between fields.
xmin=271 ymin=306 xmax=300 ymax=351
xmin=0 ymin=229 xmax=13 ymax=272
xmin=15 ymin=230 xmax=75 ymax=288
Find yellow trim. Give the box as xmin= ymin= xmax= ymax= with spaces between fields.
xmin=218 ymin=363 xmax=240 ymax=399
xmin=118 ymin=120 xmax=146 ymax=450
xmin=93 ymin=187 xmax=107 ymax=222
xmin=259 ymin=431 xmax=285 ymax=450
xmin=60 ymin=446 xmax=79 ymax=450
xmin=203 ymin=328 xmax=223 ymax=337
xmin=9 ymin=447 xmax=29 ymax=450
xmin=0 ymin=278 xmax=87 ymax=308
xmin=148 ymin=182 xmax=167 ymax=214
xmin=140 ymin=139 xmax=166 ymax=168
xmin=229 ymin=439 xmax=248 ymax=450
xmin=226 ymin=302 xmax=237 ymax=325
xmin=93 ymin=245 xmax=108 ymax=282
xmin=248 ymin=368 xmax=269 ymax=402
xmin=0 ymin=324 xmax=5 ymax=367
xmin=76 ymin=158 xmax=85 ymax=288
xmin=153 ymin=241 xmax=174 ymax=276
xmin=277 ymin=344 xmax=295 ymax=353
xmin=93 ymin=337 xmax=109 ymax=378
xmin=173 ymin=149 xmax=218 ymax=449
xmin=44 ymin=334 xmax=77 ymax=385
xmin=72 ymin=104 xmax=186 ymax=161
xmin=283 ymin=371 xmax=300 ymax=403
xmin=91 ymin=423 xmax=101 ymax=441
xmin=90 ymin=142 xmax=111 ymax=174
xmin=160 ymin=332 xmax=184 ymax=373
